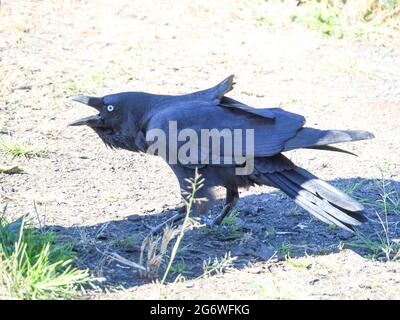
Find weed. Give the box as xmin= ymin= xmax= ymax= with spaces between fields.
xmin=291 ymin=3 xmax=342 ymax=37
xmin=286 ymin=256 xmax=312 ymax=269
xmin=0 ymin=211 xmax=94 ymax=299
xmin=170 ymin=258 xmax=193 ymax=276
xmin=111 ymin=236 xmax=137 ymax=251
xmin=346 ymin=231 xmax=399 ymax=261
xmin=200 ymin=251 xmax=237 ymax=279
xmin=161 ymin=169 xmax=205 ymax=284
xmin=221 ymin=210 xmax=242 ymax=238
xmin=276 ymin=241 xmax=298 ymax=257
xmin=358 ymin=179 xmax=399 ymax=216
xmin=340 ymin=181 xmax=363 ymax=196
xmin=0 ymin=136 xmax=45 ymax=158
xmin=256 ymin=0 xmax=400 ymax=39
xmin=264 ymin=226 xmax=276 ymax=238
xmin=346 ymin=177 xmax=400 ymax=261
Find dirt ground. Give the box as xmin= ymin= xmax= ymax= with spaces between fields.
xmin=0 ymin=1 xmax=399 ymax=299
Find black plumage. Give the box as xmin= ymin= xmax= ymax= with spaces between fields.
xmin=69 ymin=75 xmax=374 ymax=232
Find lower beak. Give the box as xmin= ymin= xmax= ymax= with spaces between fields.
xmin=68 ymin=114 xmax=103 ymax=127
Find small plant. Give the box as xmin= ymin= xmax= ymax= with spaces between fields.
xmin=161 ymin=169 xmax=205 ymax=284
xmin=111 ymin=235 xmax=137 ymax=252
xmin=276 ymin=241 xmax=298 ymax=258
xmin=346 ymin=231 xmax=399 ymax=262
xmin=328 ymin=224 xmax=337 ymax=230
xmin=339 ymin=181 xmax=363 ymax=196
xmin=255 ymin=0 xmax=400 ymax=40
xmin=286 ymin=256 xmax=312 ymax=269
xmin=0 ymin=137 xmax=44 ymax=158
xmin=358 ymin=179 xmax=399 ymax=216
xmin=264 ymin=226 xmax=276 ymax=238
xmin=200 ymin=252 xmax=237 ymax=279
xmin=170 ymin=258 xmax=193 ymax=276
xmin=346 ymin=177 xmax=400 ymax=262
xmin=0 ymin=210 xmax=94 ymax=299
xmin=221 ymin=210 xmax=242 ymax=238
xmin=291 ymin=3 xmax=342 ymax=37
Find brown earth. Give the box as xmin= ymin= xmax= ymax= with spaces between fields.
xmin=0 ymin=1 xmax=399 ymax=299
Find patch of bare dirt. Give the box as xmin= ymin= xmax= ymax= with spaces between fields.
xmin=0 ymin=1 xmax=399 ymax=299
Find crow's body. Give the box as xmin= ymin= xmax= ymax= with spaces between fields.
xmin=70 ymin=75 xmax=374 ymax=232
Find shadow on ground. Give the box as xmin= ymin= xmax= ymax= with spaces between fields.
xmin=48 ymin=177 xmax=399 ymax=289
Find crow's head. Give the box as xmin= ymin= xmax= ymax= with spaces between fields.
xmin=69 ymin=94 xmax=127 ymax=131
xmin=69 ymin=93 xmax=142 ymax=150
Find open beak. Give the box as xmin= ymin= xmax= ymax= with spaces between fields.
xmin=69 ymin=95 xmax=104 ymax=127
xmin=68 ymin=114 xmax=103 ymax=127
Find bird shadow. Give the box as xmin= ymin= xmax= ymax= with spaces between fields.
xmin=48 ymin=177 xmax=399 ymax=289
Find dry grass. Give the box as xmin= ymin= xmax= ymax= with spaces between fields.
xmin=256 ymin=0 xmax=400 ymax=39
xmin=139 ymin=226 xmax=178 ymax=280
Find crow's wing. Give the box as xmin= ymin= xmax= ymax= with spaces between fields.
xmin=186 ymin=75 xmax=235 ymax=104
xmin=219 ymin=96 xmax=276 ymax=120
xmin=144 ymin=100 xmax=305 ymax=165
xmin=183 ymin=75 xmax=276 ymax=119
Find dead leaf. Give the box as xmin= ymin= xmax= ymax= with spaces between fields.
xmin=0 ymin=165 xmax=24 ymax=174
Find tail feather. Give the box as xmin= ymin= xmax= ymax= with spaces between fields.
xmin=305 ymin=145 xmax=357 ymax=156
xmin=268 ymin=173 xmax=354 ymax=231
xmin=266 ymin=168 xmax=367 ymax=232
xmin=284 ymin=128 xmax=375 ymax=152
xmin=288 ymin=168 xmax=364 ymax=212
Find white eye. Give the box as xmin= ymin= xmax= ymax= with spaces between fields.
xmin=107 ymin=105 xmax=114 ymax=112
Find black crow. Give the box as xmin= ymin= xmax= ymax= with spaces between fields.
xmin=69 ymin=75 xmax=374 ymax=233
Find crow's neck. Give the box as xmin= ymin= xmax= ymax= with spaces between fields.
xmin=132 ymin=93 xmax=175 ymax=129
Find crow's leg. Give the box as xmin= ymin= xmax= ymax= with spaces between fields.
xmin=149 ymin=207 xmax=186 ymax=235
xmin=149 ymin=186 xmax=218 ymax=235
xmin=211 ymin=188 xmax=239 ymax=225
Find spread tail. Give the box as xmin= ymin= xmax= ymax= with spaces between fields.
xmin=266 ymin=167 xmax=367 ymax=232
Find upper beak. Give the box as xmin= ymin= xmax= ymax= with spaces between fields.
xmin=70 ymin=95 xmax=103 ymax=111
xmin=68 ymin=114 xmax=103 ymax=127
